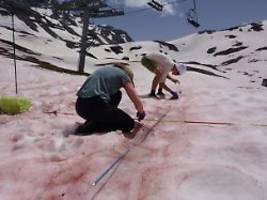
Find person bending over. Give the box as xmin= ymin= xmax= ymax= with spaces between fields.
xmin=141 ymin=53 xmax=187 ymax=100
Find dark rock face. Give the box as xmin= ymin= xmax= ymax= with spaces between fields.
xmin=249 ymin=23 xmax=264 ymax=32
xmin=207 ymin=47 xmax=216 ymax=54
xmin=122 ymin=56 xmax=129 ymax=60
xmin=130 ymin=46 xmax=142 ymax=51
xmin=154 ymin=40 xmax=179 ymax=51
xmin=225 ymin=35 xmax=237 ymax=39
xmin=198 ymin=30 xmax=216 ymax=35
xmin=232 ymin=42 xmax=243 ymax=47
xmin=214 ymin=46 xmax=248 ymax=56
xmin=104 ymin=48 xmax=111 ymax=52
xmin=256 ymin=47 xmax=267 ymax=51
xmin=248 ymin=59 xmax=260 ymax=63
xmin=110 ymin=45 xmax=123 ymax=54
xmin=221 ymin=56 xmax=244 ymax=66
xmin=199 ymin=22 xmax=264 ymax=36
xmin=262 ymin=79 xmax=267 ymax=87
xmin=94 ymin=25 xmax=133 ymax=45
xmin=185 ymin=61 xmax=218 ymax=70
xmin=186 ymin=66 xmax=228 ymax=79
xmin=85 ymin=52 xmax=98 ymax=59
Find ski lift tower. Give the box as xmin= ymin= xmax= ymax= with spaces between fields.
xmin=76 ymin=0 xmax=124 ymax=73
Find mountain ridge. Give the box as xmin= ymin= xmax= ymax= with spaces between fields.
xmin=0 ymin=5 xmax=266 ymax=84
xmin=0 ymin=5 xmax=133 ymax=47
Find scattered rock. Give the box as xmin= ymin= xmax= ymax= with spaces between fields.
xmin=221 ymin=56 xmax=243 ymax=66
xmin=122 ymin=56 xmax=129 ymax=60
xmin=225 ymin=34 xmax=236 ymax=39
xmin=186 ymin=61 xmax=218 ymax=70
xmin=249 ymin=22 xmax=264 ymax=32
xmin=207 ymin=47 xmax=216 ymax=54
xmin=85 ymin=52 xmax=97 ymax=59
xmin=141 ymin=53 xmax=146 ymax=57
xmin=232 ymin=42 xmax=243 ymax=47
xmin=187 ymin=66 xmax=229 ymax=79
xmin=224 ymin=26 xmax=240 ymax=31
xmin=214 ymin=46 xmax=248 ymax=56
xmin=110 ymin=45 xmax=123 ymax=54
xmin=154 ymin=40 xmax=179 ymax=51
xmin=261 ymin=79 xmax=267 ymax=87
xmin=65 ymin=40 xmax=79 ymax=49
xmin=248 ymin=59 xmax=260 ymax=63
xmin=198 ymin=30 xmax=216 ymax=34
xmin=256 ymin=46 xmax=267 ymax=51
xmin=129 ymin=46 xmax=142 ymax=51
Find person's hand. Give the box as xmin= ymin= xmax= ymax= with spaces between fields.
xmin=170 ymin=91 xmax=179 ymax=100
xmin=136 ymin=111 xmax=146 ymax=121
xmin=172 ymin=79 xmax=180 ymax=84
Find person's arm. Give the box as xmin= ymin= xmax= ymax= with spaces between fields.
xmin=159 ymin=82 xmax=179 ymax=99
xmin=123 ymin=82 xmax=144 ymax=113
xmin=167 ymin=74 xmax=180 ymax=84
xmin=159 ymin=82 xmax=172 ymax=93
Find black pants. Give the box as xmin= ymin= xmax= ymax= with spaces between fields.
xmin=75 ymin=91 xmax=134 ymax=134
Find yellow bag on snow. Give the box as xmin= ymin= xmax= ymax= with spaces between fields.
xmin=0 ymin=96 xmax=32 ymax=115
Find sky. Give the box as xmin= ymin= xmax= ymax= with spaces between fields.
xmin=93 ymin=0 xmax=267 ymax=41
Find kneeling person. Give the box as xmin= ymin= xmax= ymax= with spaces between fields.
xmin=75 ymin=62 xmax=146 ymax=139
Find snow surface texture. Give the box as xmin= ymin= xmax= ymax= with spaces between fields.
xmin=0 ymin=10 xmax=267 ymax=200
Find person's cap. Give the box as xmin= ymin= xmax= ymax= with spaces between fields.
xmin=120 ymin=65 xmax=134 ymax=81
xmin=113 ymin=64 xmax=134 ymax=85
xmin=175 ymin=63 xmax=187 ymax=75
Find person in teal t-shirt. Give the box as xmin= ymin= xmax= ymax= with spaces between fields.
xmin=75 ymin=62 xmax=146 ymax=139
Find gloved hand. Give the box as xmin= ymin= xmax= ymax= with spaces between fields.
xmin=172 ymin=79 xmax=180 ymax=84
xmin=170 ymin=91 xmax=179 ymax=100
xmin=136 ymin=111 xmax=146 ymax=121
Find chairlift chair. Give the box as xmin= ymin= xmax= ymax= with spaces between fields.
xmin=187 ymin=8 xmax=200 ymax=27
xmin=186 ymin=0 xmax=200 ymax=28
